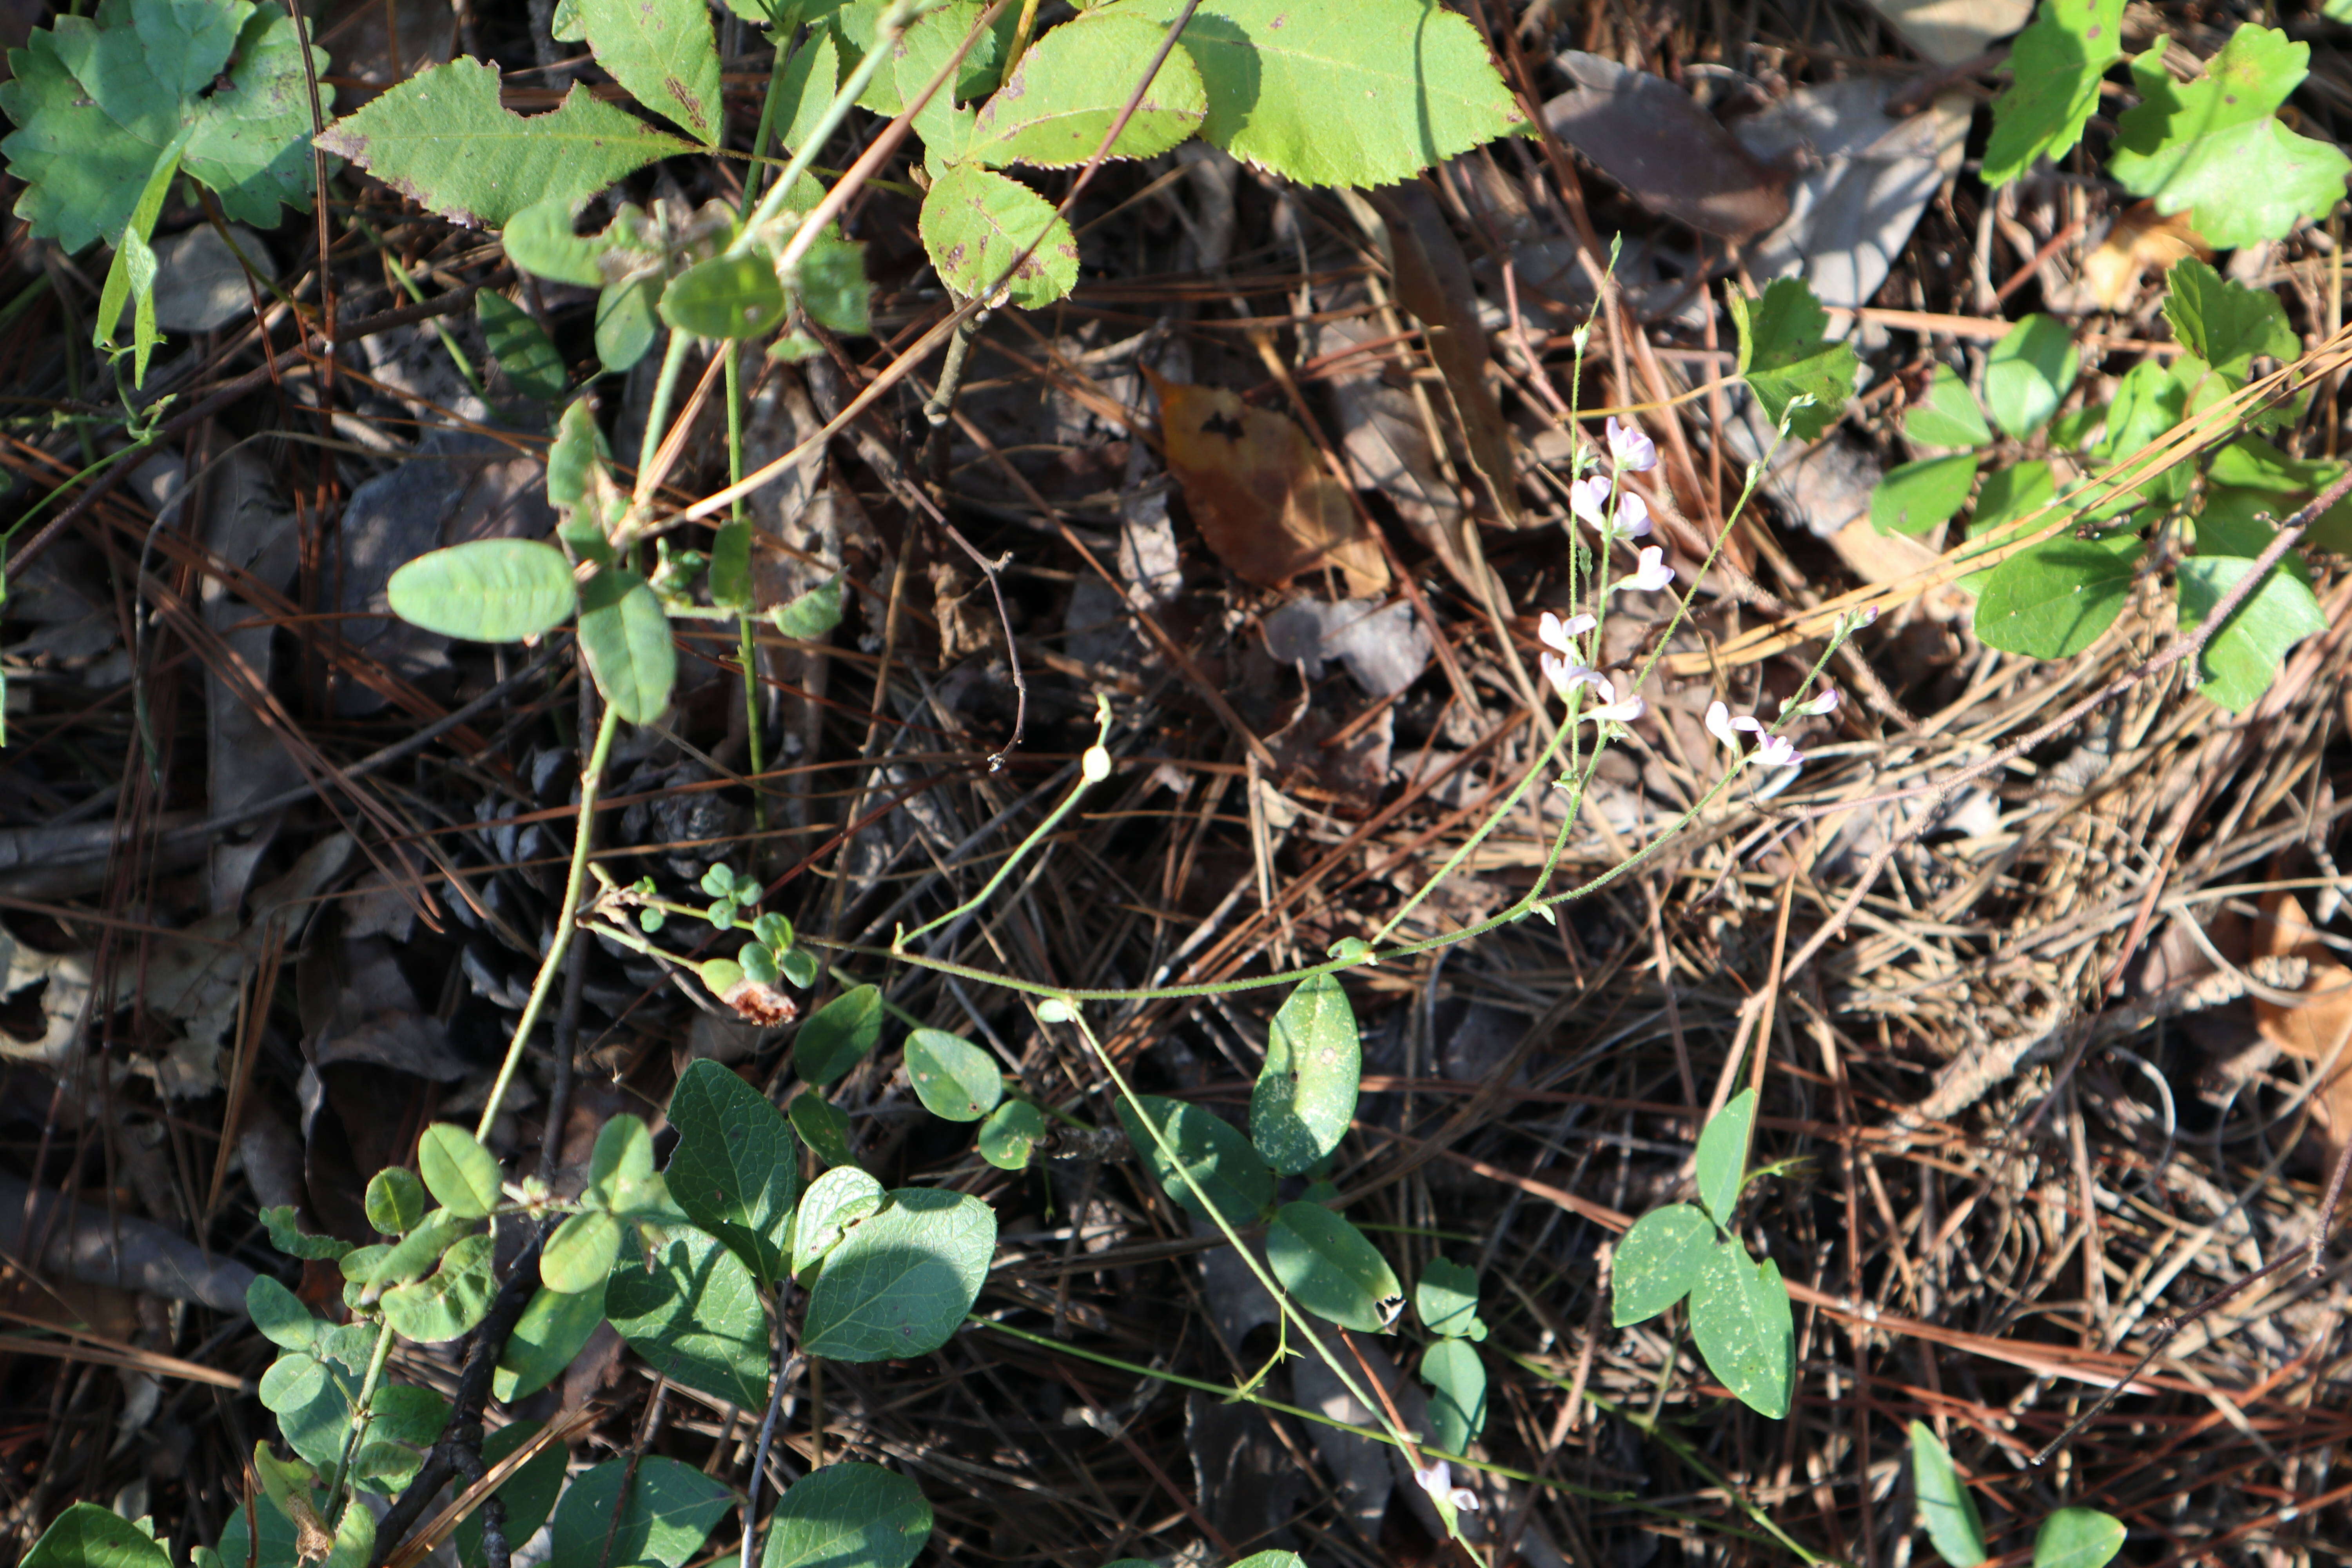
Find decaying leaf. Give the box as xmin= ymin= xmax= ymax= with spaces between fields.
xmin=1144 ymin=368 xmax=1388 ymax=597
xmin=2080 ymin=201 xmax=2210 ymax=311
xmin=2250 ymin=891 xmax=2352 ymax=1158
xmin=1542 ymin=54 xmax=1789 ymax=242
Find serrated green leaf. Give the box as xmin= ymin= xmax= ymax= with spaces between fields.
xmin=2032 ymin=1509 xmax=2126 ymax=1568
xmin=417 ymin=1124 xmax=504 ymax=1219
xmin=605 ymin=1227 xmax=772 ymax=1408
xmin=1611 ymin=1203 xmax=1715 ymax=1326
xmin=971 ymin=13 xmax=1207 ymax=169
xmin=1418 ymin=1338 xmax=1485 ymax=1454
xmin=570 ymin=0 xmax=720 ymax=143
xmin=2178 ymin=551 xmax=2326 ymax=712
xmin=797 ymin=985 xmax=883 ymax=1085
xmin=20 ymin=1504 xmax=172 ymax=1568
xmin=1981 ymin=0 xmax=2124 ymax=185
xmin=762 ymin=1464 xmax=932 ymax=1568
xmin=801 ymin=1188 xmax=995 ymax=1361
xmin=1250 ymin=972 xmax=1360 ymax=1176
xmin=138 ymin=0 xmax=245 ymax=95
xmin=975 ymin=1100 xmax=1047 ymax=1171
xmin=597 ymin=276 xmax=662 ymax=372
xmin=773 ymin=574 xmax=846 ymax=639
xmin=492 ymin=1278 xmax=608 ymax=1403
xmin=662 ymin=251 xmax=788 ymax=340
xmin=2162 ymin=258 xmax=2298 ymax=381
xmin=919 ymin=164 xmax=1079 ymax=309
xmin=1116 ymin=1094 xmax=1274 ymax=1221
xmin=1414 ymin=1256 xmax=1487 ymax=1341
xmin=0 ymin=1 xmax=327 ymax=253
xmin=1695 ymin=1088 xmax=1756 ymax=1225
xmin=2111 ymin=26 xmax=2351 ymax=248
xmin=544 ymin=1459 xmax=732 ymax=1568
xmin=541 ymin=1209 xmax=623 ymax=1294
xmin=1729 ymin=278 xmax=1854 ymax=442
xmin=1984 ymin=314 xmax=2078 ymax=437
xmin=789 ymin=1095 xmax=860 ymax=1170
xmin=1265 ymin=1201 xmax=1399 ymax=1333
xmin=578 ymin=567 xmax=677 ymax=724
xmin=791 ymin=1165 xmax=884 ymax=1279
xmin=1973 ymin=533 xmax=2141 ymax=658
xmin=1904 ymin=366 xmax=1992 ymax=449
xmin=890 ymin=2 xmax=981 ymax=168
xmin=479 ymin=292 xmax=568 ymax=401
xmin=1105 ymin=0 xmax=1518 ymax=187
xmin=380 ymin=1232 xmax=496 ymax=1342
xmin=364 ymin=1166 xmax=428 ymax=1235
xmin=1907 ymin=1421 xmax=1988 ymax=1568
xmin=903 ymin=1028 xmax=1003 ymax=1122
xmin=666 ymin=1058 xmax=802 ymax=1285
xmin=387 ymin=539 xmax=578 ymax=642
xmin=454 ymin=1423 xmax=568 ymax=1568
xmin=1687 ymin=1240 xmax=1793 ymax=1418
xmin=1871 ymin=454 xmax=1977 ymax=537
xmin=314 ymin=58 xmax=690 ymax=229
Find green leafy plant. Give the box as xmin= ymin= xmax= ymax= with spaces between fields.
xmin=1610 ymin=1090 xmax=1795 ymax=1418
xmin=1909 ymin=1424 xmax=2126 ymax=1568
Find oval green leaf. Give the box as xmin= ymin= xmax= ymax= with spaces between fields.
xmin=20 ymin=1506 xmax=172 ymax=1568
xmin=1904 ymin=365 xmax=1992 ymax=448
xmin=577 ymin=567 xmax=677 ymax=724
xmin=248 ymin=1276 xmax=321 ymax=1351
xmin=2177 ymin=551 xmax=2327 ymax=713
xmin=789 ymin=1094 xmax=859 ymax=1170
xmin=1985 ymin=313 xmax=2080 ymax=437
xmin=761 ymin=1463 xmax=932 ymax=1568
xmin=792 ymin=1165 xmax=885 ymax=1281
xmin=1419 ymin=1337 xmax=1486 ymax=1454
xmin=493 ymin=1278 xmax=608 ymax=1403
xmin=800 ymin=1188 xmax=996 ymax=1361
xmin=1414 ymin=1256 xmax=1486 ymax=1341
xmin=380 ymin=1232 xmax=497 ymax=1343
xmin=1908 ymin=1421 xmax=1988 ymax=1568
xmin=2032 ymin=1508 xmax=2125 ymax=1568
xmin=977 ymin=1099 xmax=1047 ymax=1171
xmin=544 ymin=1458 xmax=731 ymax=1568
xmin=1611 ymin=1203 xmax=1716 ymax=1327
xmin=417 ymin=1124 xmax=503 ymax=1219
xmin=667 ymin=1058 xmax=802 ymax=1286
xmin=540 ymin=1208 xmax=622 ymax=1294
xmin=1250 ymin=971 xmax=1361 ymax=1176
xmin=387 ymin=539 xmax=578 ymax=642
xmin=903 ymin=1028 xmax=1003 ymax=1122
xmin=504 ymin=198 xmax=611 ymax=287
xmin=917 ymin=164 xmax=1079 ymax=309
xmin=1687 ymin=1240 xmax=1794 ymax=1418
xmin=364 ymin=1166 xmax=426 ymax=1235
xmin=1116 ymin=1094 xmax=1274 ymax=1221
xmin=1871 ymin=454 xmax=1978 ymax=537
xmin=971 ymin=12 xmax=1207 ymax=169
xmin=605 ymin=1227 xmax=772 ymax=1409
xmin=596 ymin=276 xmax=660 ymax=372
xmin=1695 ymin=1088 xmax=1756 ymax=1225
xmin=797 ymin=985 xmax=884 ymax=1085
xmin=662 ymin=250 xmax=788 ymax=339
xmin=479 ymin=290 xmax=568 ymax=401
xmin=1264 ymin=1201 xmax=1400 ymax=1333
xmin=1973 ymin=534 xmax=2143 ymax=660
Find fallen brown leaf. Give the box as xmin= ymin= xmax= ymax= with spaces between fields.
xmin=1542 ymin=55 xmax=1789 ymax=242
xmin=2081 ymin=201 xmax=2209 ymax=312
xmin=1144 ymin=367 xmax=1389 ymax=598
xmin=2250 ymin=890 xmax=2352 ymax=1161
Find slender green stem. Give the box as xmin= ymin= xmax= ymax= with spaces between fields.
xmin=476 ymin=703 xmax=623 ymax=1141
xmin=323 ymin=1319 xmax=397 ymax=1509
xmin=630 ymin=332 xmax=695 ymax=515
xmin=1371 ymin=710 xmax=1576 ymax=944
xmin=740 ymin=32 xmax=797 ymax=218
xmin=724 ymin=345 xmax=768 ymax=835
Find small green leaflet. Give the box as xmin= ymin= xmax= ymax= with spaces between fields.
xmin=1973 ymin=534 xmax=2142 ymax=659
xmin=1418 ymin=1338 xmax=1486 ymax=1454
xmin=94 ymin=132 xmax=184 ymax=389
xmin=797 ymin=984 xmax=883 ymax=1084
xmin=903 ymin=1028 xmax=1003 ymax=1122
xmin=543 ymin=1459 xmax=732 ymax=1568
xmin=605 ymin=1228 xmax=773 ymax=1409
xmin=1907 ymin=1422 xmax=1988 ymax=1568
xmin=1250 ymin=971 xmax=1361 ymax=1176
xmin=493 ymin=1279 xmax=607 ymax=1402
xmin=263 ymin=1205 xmax=353 ymax=1260
xmin=790 ymin=1094 xmax=860 ymax=1169
xmin=1694 ymin=1089 xmax=1756 ymax=1225
xmin=2177 ymin=552 xmax=2325 ymax=713
xmin=918 ymin=164 xmax=1080 ymax=309
xmin=1414 ymin=1257 xmax=1487 ymax=1341
xmin=666 ymin=1058 xmax=803 ymax=1285
xmin=1729 ymin=278 xmax=1854 ymax=442
xmin=1263 ymin=1201 xmax=1400 ymax=1333
xmin=417 ymin=1124 xmax=503 ymax=1219
xmin=365 ymin=1166 xmax=427 ymax=1234
xmin=1611 ymin=1203 xmax=1715 ymax=1326
xmin=1103 ymin=0 xmax=1520 ymax=188
xmin=577 ymin=567 xmax=678 ymax=724
xmin=1116 ymin=1094 xmax=1274 ymax=1221
xmin=1984 ymin=314 xmax=2079 ymax=437
xmin=2162 ymin=258 xmax=2298 ymax=381
xmin=315 ymin=59 xmax=692 ymax=230
xmin=970 ymin=13 xmax=1208 ymax=169
xmin=2110 ymin=26 xmax=2352 ymax=249
xmin=1686 ymin=1240 xmax=1793 ymax=1418
xmin=387 ymin=539 xmax=578 ymax=642
xmin=774 ymin=574 xmax=848 ymax=639
xmin=0 ymin=0 xmax=328 ymax=253
xmin=479 ymin=292 xmax=568 ymax=401
xmin=569 ymin=0 xmax=721 ymax=144
xmin=20 ymin=1504 xmax=172 ymax=1568
xmin=663 ymin=252 xmax=789 ymax=339
xmin=1872 ymin=454 xmax=1977 ymax=537
xmin=380 ymin=1232 xmax=497 ymax=1343
xmin=792 ymin=1165 xmax=885 ymax=1279
xmin=1903 ymin=365 xmax=1991 ymax=449
xmin=2032 ymin=1509 xmax=2127 ymax=1568
xmin=1980 ymin=0 xmax=2124 ymax=185
xmin=977 ymin=1099 xmax=1048 ymax=1170
xmin=761 ymin=1464 xmax=932 ymax=1568
xmin=800 ymin=1188 xmax=995 ymax=1361
xmin=540 ymin=1209 xmax=622 ymax=1293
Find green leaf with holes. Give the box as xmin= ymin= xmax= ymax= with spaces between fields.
xmin=1265 ymin=1202 xmax=1399 ymax=1333
xmin=605 ymin=1227 xmax=771 ymax=1409
xmin=761 ymin=1463 xmax=932 ymax=1568
xmin=1972 ymin=533 xmax=2142 ymax=659
xmin=903 ymin=1028 xmax=1002 ymax=1122
xmin=387 ymin=539 xmax=578 ymax=642
xmin=1687 ymin=1240 xmax=1793 ymax=1418
xmin=666 ymin=1058 xmax=802 ymax=1285
xmin=577 ymin=567 xmax=677 ymax=724
xmin=918 ymin=164 xmax=1079 ymax=309
xmin=977 ymin=1100 xmax=1048 ymax=1171
xmin=1250 ymin=972 xmax=1361 ymax=1176
xmin=800 ymin=1188 xmax=995 ymax=1361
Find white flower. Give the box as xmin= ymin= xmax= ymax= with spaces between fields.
xmin=1583 ymin=692 xmax=1647 ymax=726
xmin=1780 ymin=685 xmax=1840 ymax=720
xmin=1616 ymin=545 xmax=1674 ymax=594
xmin=1606 ymin=492 xmax=1651 ymax=541
xmin=1730 ymin=716 xmax=1804 ymax=769
xmin=1705 ymin=700 xmax=1739 ymax=749
xmin=1541 ymin=654 xmax=1604 ymax=701
xmin=1568 ymin=475 xmax=1610 ymax=527
xmin=1606 ymin=416 xmax=1657 ymax=473
xmin=1539 ymin=610 xmax=1596 ymax=658
xmin=1413 ymin=1458 xmax=1482 ymax=1513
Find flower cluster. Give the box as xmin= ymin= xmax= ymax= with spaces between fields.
xmin=1537 ymin=612 xmax=1645 ymax=723
xmin=1706 ymin=685 xmax=1837 ymax=772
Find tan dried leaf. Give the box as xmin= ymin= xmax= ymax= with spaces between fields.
xmin=2081 ymin=201 xmax=2210 ymax=312
xmin=2250 ymin=891 xmax=2352 ymax=1158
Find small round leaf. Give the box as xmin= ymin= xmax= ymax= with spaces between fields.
xmin=364 ymin=1167 xmax=427 ymax=1236
xmin=541 ymin=1208 xmax=623 ymax=1294
xmin=903 ymin=1029 xmax=1003 ymax=1122
xmin=662 ymin=251 xmax=788 ymax=339
xmin=417 ymin=1124 xmax=503 ymax=1219
xmin=976 ymin=1100 xmax=1047 ymax=1171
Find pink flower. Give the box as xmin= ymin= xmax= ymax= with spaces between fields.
xmin=1781 ymin=685 xmax=1840 ymax=719
xmin=1541 ymin=654 xmax=1603 ymax=701
xmin=1539 ymin=610 xmax=1595 ymax=655
xmin=1568 ymin=475 xmax=1610 ymax=527
xmin=1705 ymin=700 xmax=1739 ymax=749
xmin=1607 ymin=492 xmax=1651 ymax=541
xmin=1537 ymin=611 xmax=1597 ymax=700
xmin=1583 ymin=691 xmax=1647 ymax=726
xmin=1616 ymin=545 xmax=1673 ymax=594
xmin=1606 ymin=416 xmax=1657 ymax=473
xmin=1413 ymin=1459 xmax=1481 ymax=1513
xmin=1730 ymin=714 xmax=1804 ymax=768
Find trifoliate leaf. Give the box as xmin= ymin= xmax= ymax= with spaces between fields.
xmin=1980 ymin=0 xmax=2124 ymax=185
xmin=315 ymin=58 xmax=691 ymax=229
xmin=1729 ymin=277 xmax=1855 ymax=442
xmin=970 ymin=13 xmax=1208 ymax=169
xmin=1104 ymin=0 xmax=1521 ymax=188
xmin=2110 ymin=26 xmax=2352 ymax=249
xmin=0 ymin=0 xmax=328 ymax=252
xmin=568 ymin=0 xmax=721 ymax=144
xmin=2161 ymin=258 xmax=2297 ymax=382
